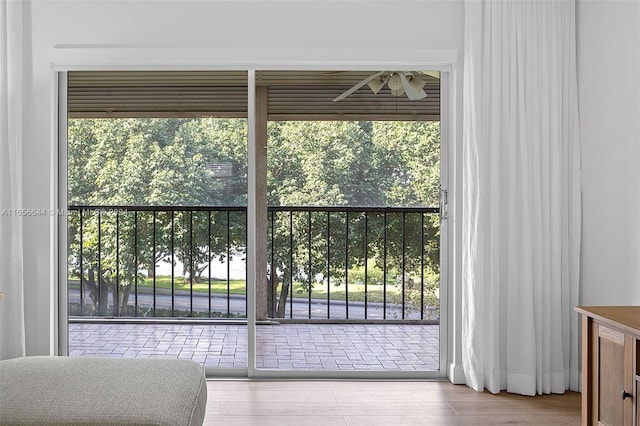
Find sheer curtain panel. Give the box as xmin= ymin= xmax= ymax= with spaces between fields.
xmin=0 ymin=0 xmax=26 ymax=360
xmin=462 ymin=0 xmax=581 ymax=395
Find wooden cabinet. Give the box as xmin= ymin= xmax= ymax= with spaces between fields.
xmin=576 ymin=306 xmax=640 ymax=426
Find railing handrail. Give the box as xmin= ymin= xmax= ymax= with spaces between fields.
xmin=67 ymin=205 xmax=439 ymax=214
xmin=67 ymin=205 xmax=246 ymax=212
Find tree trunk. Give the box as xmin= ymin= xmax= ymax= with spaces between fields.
xmin=99 ymin=273 xmax=109 ymax=315
xmin=86 ymin=268 xmax=109 ymax=315
xmin=100 ymin=275 xmax=112 ymax=316
xmin=87 ymin=268 xmax=99 ymax=312
xmin=275 ymin=272 xmax=289 ymax=318
xmin=116 ymin=286 xmax=131 ymax=316
xmin=111 ymin=280 xmax=119 ymax=317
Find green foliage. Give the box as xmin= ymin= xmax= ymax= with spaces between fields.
xmin=267 ymin=121 xmax=440 ymax=207
xmin=68 ymin=118 xmax=440 ymax=318
xmin=68 ymin=118 xmax=248 ymax=206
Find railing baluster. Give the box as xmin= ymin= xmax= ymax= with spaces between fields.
xmin=345 ymin=211 xmax=349 ymax=319
xmin=97 ymin=211 xmax=102 ymax=316
xmin=189 ymin=211 xmax=194 ymax=317
xmin=208 ymin=210 xmax=212 ymax=318
xmin=227 ymin=210 xmax=231 ymax=317
xmin=270 ymin=210 xmax=275 ymax=318
xmin=421 ymin=212 xmax=425 ymax=320
xmin=326 ymin=211 xmax=330 ymax=320
xmin=383 ymin=211 xmax=387 ymax=320
xmin=134 ymin=211 xmax=138 ymax=317
xmin=308 ymin=211 xmax=312 ymax=319
xmin=402 ymin=211 xmax=406 ymax=320
xmin=171 ymin=211 xmax=175 ymax=317
xmin=364 ymin=211 xmax=368 ymax=320
xmin=289 ymin=211 xmax=293 ymax=319
xmin=153 ymin=211 xmax=156 ymax=317
xmin=116 ymin=211 xmax=120 ymax=317
xmin=244 ymin=210 xmax=248 ymax=318
xmin=79 ymin=210 xmax=84 ymax=316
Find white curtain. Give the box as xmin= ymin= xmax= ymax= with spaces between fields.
xmin=462 ymin=0 xmax=581 ymax=395
xmin=0 ymin=0 xmax=26 ymax=360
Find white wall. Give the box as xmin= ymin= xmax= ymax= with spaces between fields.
xmin=25 ymin=0 xmax=465 ymax=360
xmin=25 ymin=0 xmax=640 ymax=375
xmin=577 ymin=0 xmax=640 ymax=305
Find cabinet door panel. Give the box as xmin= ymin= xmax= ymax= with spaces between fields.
xmin=636 ymin=340 xmax=640 ymax=426
xmin=633 ymin=376 xmax=640 ymax=426
xmin=597 ymin=325 xmax=625 ymax=426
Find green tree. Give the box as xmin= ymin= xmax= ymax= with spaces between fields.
xmin=266 ymin=120 xmax=440 ymax=318
xmin=68 ymin=118 xmax=248 ymax=316
xmin=68 ymin=118 xmax=441 ymax=318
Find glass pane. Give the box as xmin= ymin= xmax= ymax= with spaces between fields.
xmin=261 ymin=109 xmax=441 ymax=371
xmin=67 ymin=77 xmax=249 ymax=372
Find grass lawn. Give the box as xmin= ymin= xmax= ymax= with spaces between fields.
xmin=140 ymin=275 xmax=247 ymax=295
xmin=68 ymin=275 xmax=436 ymax=304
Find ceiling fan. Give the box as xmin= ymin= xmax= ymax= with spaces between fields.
xmin=332 ymin=71 xmax=437 ymax=102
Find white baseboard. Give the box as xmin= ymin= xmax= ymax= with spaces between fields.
xmin=449 ymin=362 xmax=465 ymax=384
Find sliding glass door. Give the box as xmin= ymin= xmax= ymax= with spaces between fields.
xmin=60 ymin=68 xmax=448 ymax=378
xmin=253 ymin=70 xmax=445 ymax=375
xmin=64 ymin=71 xmax=249 ymax=373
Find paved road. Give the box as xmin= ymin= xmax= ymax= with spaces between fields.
xmin=68 ymin=287 xmax=433 ymax=320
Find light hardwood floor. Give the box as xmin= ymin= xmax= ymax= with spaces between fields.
xmin=204 ymin=380 xmax=580 ymax=425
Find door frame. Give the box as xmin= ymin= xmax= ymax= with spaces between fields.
xmin=51 ymin=46 xmax=458 ymax=379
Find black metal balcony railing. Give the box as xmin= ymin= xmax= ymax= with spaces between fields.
xmin=67 ymin=205 xmax=440 ymax=322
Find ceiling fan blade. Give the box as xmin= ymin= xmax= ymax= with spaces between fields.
xmin=399 ymin=73 xmax=427 ymax=101
xmin=332 ymin=71 xmax=385 ymax=102
xmin=423 ymin=71 xmax=440 ymax=79
xmin=369 ymin=74 xmax=393 ymax=94
xmin=368 ymin=77 xmax=385 ymax=94
xmin=416 ymin=71 xmax=440 ymax=79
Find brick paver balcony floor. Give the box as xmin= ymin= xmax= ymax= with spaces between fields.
xmin=69 ymin=322 xmax=439 ymax=371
